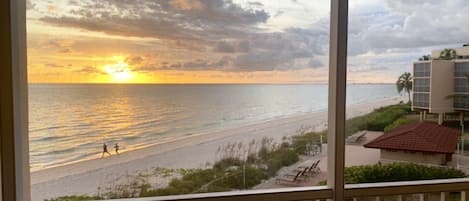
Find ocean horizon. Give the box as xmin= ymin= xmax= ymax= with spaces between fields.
xmin=29 ymin=84 xmax=400 ymax=171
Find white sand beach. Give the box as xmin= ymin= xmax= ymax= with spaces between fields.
xmin=31 ymin=96 xmax=405 ymax=201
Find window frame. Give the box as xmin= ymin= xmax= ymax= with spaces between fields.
xmin=1 ymin=0 xmax=30 ymax=201
xmin=0 ymin=0 xmax=348 ymax=200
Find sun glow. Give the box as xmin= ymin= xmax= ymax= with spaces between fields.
xmin=104 ymin=61 xmax=133 ymax=82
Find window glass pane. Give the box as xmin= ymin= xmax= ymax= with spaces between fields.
xmin=28 ymin=1 xmax=335 ymax=200
xmin=414 ymin=78 xmax=430 ymax=92
xmin=345 ymin=0 xmax=468 ymax=193
xmin=414 ymin=63 xmax=431 ymax=77
xmin=455 ymin=78 xmax=469 ymax=93
xmin=455 ymin=62 xmax=469 ymax=77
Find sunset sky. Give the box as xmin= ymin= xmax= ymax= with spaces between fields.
xmin=27 ymin=0 xmax=469 ymax=84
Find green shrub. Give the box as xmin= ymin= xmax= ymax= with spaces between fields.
xmin=366 ymin=106 xmax=408 ymax=131
xmin=265 ymin=147 xmax=299 ymax=176
xmin=344 ymin=163 xmax=466 ymax=184
xmin=384 ymin=116 xmax=419 ymax=132
xmin=345 ymin=104 xmax=411 ymax=134
xmin=209 ymin=166 xmax=266 ymax=190
xmin=213 ymin=157 xmax=243 ymax=170
xmin=346 ymin=115 xmax=368 ymax=135
xmin=320 ymin=163 xmax=466 ymax=185
xmin=291 ymin=131 xmax=325 ymax=155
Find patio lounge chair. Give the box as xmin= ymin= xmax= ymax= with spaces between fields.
xmin=275 ymin=167 xmax=308 ymax=184
xmin=297 ymin=160 xmax=321 ymax=175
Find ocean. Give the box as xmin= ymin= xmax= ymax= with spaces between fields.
xmin=29 ymin=84 xmax=399 ymax=171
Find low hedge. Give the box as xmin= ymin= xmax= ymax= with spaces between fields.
xmin=319 ymin=163 xmax=466 ymax=185
xmin=345 ymin=163 xmax=466 ymax=184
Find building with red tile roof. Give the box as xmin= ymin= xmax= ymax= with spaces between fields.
xmin=364 ymin=122 xmax=459 ymax=165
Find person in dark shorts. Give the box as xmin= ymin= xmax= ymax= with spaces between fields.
xmin=102 ymin=143 xmax=111 ymax=158
xmin=114 ymin=143 xmax=120 ymax=154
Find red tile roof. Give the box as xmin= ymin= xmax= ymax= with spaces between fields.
xmin=364 ymin=122 xmax=459 ymax=154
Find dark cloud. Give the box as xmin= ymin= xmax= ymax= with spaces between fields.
xmin=40 ymin=0 xmax=269 ymax=42
xmin=38 ymin=0 xmax=333 ymax=72
xmin=44 ymin=63 xmax=64 ymax=68
xmin=214 ymin=41 xmax=236 ymax=53
xmin=228 ymin=25 xmax=329 ymax=71
xmin=307 ymin=58 xmax=323 ymax=68
xmin=132 ymin=57 xmax=232 ymax=72
xmin=214 ymin=40 xmax=251 ymax=53
xmin=75 ymin=65 xmax=105 ymax=74
xmin=237 ymin=40 xmax=251 ymax=52
xmin=59 ymin=48 xmax=71 ymax=53
xmin=125 ymin=56 xmax=144 ymax=65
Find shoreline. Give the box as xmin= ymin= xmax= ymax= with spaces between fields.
xmin=30 ymin=96 xmax=402 ymax=173
xmin=31 ymin=96 xmax=405 ymax=201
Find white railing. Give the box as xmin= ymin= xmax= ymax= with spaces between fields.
xmin=106 ymin=178 xmax=469 ymax=201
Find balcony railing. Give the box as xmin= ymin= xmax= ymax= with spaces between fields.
xmin=107 ymin=178 xmax=469 ymax=201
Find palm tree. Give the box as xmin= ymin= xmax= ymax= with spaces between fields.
xmin=418 ymin=54 xmax=431 ymax=61
xmin=396 ymin=72 xmax=413 ymax=103
xmin=438 ymin=48 xmax=457 ymax=60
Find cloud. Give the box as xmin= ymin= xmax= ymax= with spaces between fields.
xmin=75 ymin=65 xmax=105 ymax=74
xmin=340 ymin=0 xmax=469 ymax=78
xmin=34 ymin=0 xmax=469 ymax=78
xmin=40 ymin=0 xmax=269 ymax=42
xmin=37 ymin=0 xmax=331 ymax=72
xmin=237 ymin=40 xmax=251 ymax=52
xmin=138 ymin=57 xmax=232 ymax=72
xmin=44 ymin=63 xmax=64 ymax=68
xmin=349 ymin=0 xmax=469 ymax=52
xmin=214 ymin=40 xmax=251 ymax=53
xmin=59 ymin=48 xmax=72 ymax=53
xmin=169 ymin=0 xmax=206 ymax=11
xmin=125 ymin=56 xmax=144 ymax=66
xmin=307 ymin=58 xmax=323 ymax=68
xmin=214 ymin=41 xmax=236 ymax=53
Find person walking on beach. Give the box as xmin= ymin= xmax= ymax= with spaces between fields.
xmin=102 ymin=143 xmax=111 ymax=158
xmin=114 ymin=143 xmax=120 ymax=154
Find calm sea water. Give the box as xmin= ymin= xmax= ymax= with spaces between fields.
xmin=29 ymin=84 xmax=399 ymax=170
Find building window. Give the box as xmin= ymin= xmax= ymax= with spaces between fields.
xmin=413 ymin=93 xmax=430 ymax=108
xmin=455 ymin=78 xmax=469 ymax=93
xmin=454 ymin=96 xmax=469 ymax=109
xmin=414 ymin=78 xmax=430 ymax=93
xmin=414 ymin=63 xmax=431 ymax=77
xmin=455 ymin=62 xmax=469 ymax=77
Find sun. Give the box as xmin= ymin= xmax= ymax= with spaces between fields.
xmin=104 ymin=61 xmax=133 ymax=82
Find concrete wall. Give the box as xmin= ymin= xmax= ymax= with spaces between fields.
xmin=429 ymin=60 xmax=455 ymax=113
xmin=381 ymin=150 xmax=446 ymax=165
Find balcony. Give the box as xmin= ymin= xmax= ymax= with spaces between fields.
xmin=2 ymin=0 xmax=469 ymax=201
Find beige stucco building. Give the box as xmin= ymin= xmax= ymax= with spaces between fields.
xmin=412 ymin=45 xmax=469 ymax=124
